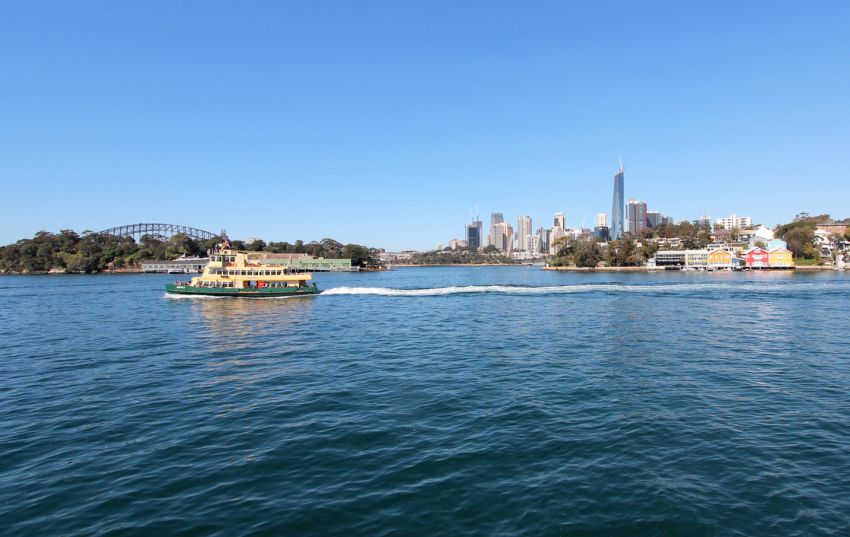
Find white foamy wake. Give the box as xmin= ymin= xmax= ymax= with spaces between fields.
xmin=320 ymin=280 xmax=848 ymax=297
xmin=322 ymin=284 xmax=665 ymax=296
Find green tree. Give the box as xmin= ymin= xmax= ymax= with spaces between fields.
xmin=343 ymin=244 xmax=374 ymax=267
xmin=482 ymin=244 xmax=497 ymax=253
xmin=679 ymin=222 xmax=698 ymax=249
xmin=574 ymin=241 xmax=602 ymax=268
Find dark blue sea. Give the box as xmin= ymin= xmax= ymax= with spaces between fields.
xmin=2 ymin=268 xmax=849 ymax=536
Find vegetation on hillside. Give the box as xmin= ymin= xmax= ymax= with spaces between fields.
xmin=393 ymin=246 xmax=519 ymax=265
xmin=0 ymin=230 xmax=379 ymax=273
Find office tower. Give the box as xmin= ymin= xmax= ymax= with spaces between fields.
xmin=663 ymin=216 xmax=675 ymax=225
xmin=699 ymin=215 xmax=712 ymax=227
xmin=436 ymin=243 xmax=443 ymax=251
xmin=594 ymin=226 xmax=610 ymax=241
xmin=611 ymin=161 xmax=625 ymax=240
xmin=554 ymin=212 xmax=565 ymax=229
xmin=466 ymin=221 xmax=482 ymax=248
xmin=550 ymin=226 xmax=566 ymax=255
xmin=492 ymin=222 xmax=513 ymax=252
xmin=597 ymin=213 xmax=607 ymax=227
xmin=489 ymin=213 xmax=505 ymax=250
xmin=539 ymin=229 xmax=550 ymax=253
xmin=517 ymin=215 xmax=532 ymax=251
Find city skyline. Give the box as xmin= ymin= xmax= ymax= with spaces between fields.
xmin=2 ymin=2 xmax=849 ymax=251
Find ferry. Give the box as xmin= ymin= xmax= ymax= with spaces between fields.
xmin=165 ymin=240 xmax=318 ymax=297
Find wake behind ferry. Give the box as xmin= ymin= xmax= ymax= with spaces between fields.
xmin=165 ymin=240 xmax=317 ymax=297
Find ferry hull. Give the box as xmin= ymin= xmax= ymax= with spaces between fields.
xmin=165 ymin=284 xmax=318 ymax=297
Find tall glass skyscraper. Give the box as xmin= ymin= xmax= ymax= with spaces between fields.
xmin=611 ymin=165 xmax=625 ymax=240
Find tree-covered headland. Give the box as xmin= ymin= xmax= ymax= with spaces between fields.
xmin=0 ymin=231 xmax=379 ymax=273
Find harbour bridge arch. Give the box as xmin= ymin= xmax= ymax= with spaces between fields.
xmin=98 ymin=223 xmax=220 ymax=242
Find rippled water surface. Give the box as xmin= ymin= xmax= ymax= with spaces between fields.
xmin=2 ymin=268 xmax=849 ymax=536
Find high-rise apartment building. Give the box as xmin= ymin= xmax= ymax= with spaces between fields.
xmin=626 ymin=199 xmax=648 ymax=235
xmin=647 ymin=211 xmax=662 ymax=228
xmin=516 ymin=215 xmax=532 ymax=251
xmin=715 ymin=214 xmax=753 ymax=230
xmin=611 ymin=163 xmax=625 ymax=240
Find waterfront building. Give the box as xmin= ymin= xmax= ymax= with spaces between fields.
xmin=652 ymin=249 xmax=711 ymax=268
xmin=769 ymin=247 xmax=794 ymax=268
xmin=655 ymin=250 xmax=686 ymax=266
xmin=716 ymin=214 xmax=754 ymax=230
xmin=516 ymin=215 xmax=532 ymax=251
xmin=707 ymin=248 xmax=734 ymax=270
xmin=257 ymin=255 xmax=357 ymax=272
xmin=142 ymin=256 xmax=209 ymax=273
xmin=743 ymin=247 xmax=769 ymax=268
xmin=597 ymin=213 xmax=607 ymax=227
xmin=448 ymin=239 xmax=467 ymax=250
xmin=611 ymin=164 xmax=625 ymax=240
xmin=685 ymin=250 xmax=710 ymax=268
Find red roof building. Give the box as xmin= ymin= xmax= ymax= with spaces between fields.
xmin=742 ymin=246 xmax=770 ymax=269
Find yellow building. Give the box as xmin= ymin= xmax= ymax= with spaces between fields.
xmin=769 ymin=247 xmax=794 ymax=268
xmin=708 ymin=248 xmax=733 ymax=270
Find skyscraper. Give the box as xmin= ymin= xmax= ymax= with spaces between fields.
xmin=466 ymin=222 xmax=482 ymax=247
xmin=611 ymin=160 xmax=625 ymax=240
xmin=626 ymin=198 xmax=647 ymax=235
xmin=554 ymin=212 xmax=565 ymax=229
xmin=492 ymin=222 xmax=513 ymax=252
xmin=516 ymin=215 xmax=532 ymax=251
xmin=490 ymin=213 xmax=505 ymax=251
xmin=597 ymin=213 xmax=607 ymax=227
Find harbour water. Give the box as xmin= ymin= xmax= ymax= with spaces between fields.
xmin=2 ymin=268 xmax=849 ymax=535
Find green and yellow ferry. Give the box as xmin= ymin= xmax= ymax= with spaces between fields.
xmin=165 ymin=241 xmax=318 ymax=297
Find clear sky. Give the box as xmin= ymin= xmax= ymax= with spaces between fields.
xmin=1 ymin=1 xmax=848 ymax=251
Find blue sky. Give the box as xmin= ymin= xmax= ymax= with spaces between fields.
xmin=1 ymin=1 xmax=848 ymax=250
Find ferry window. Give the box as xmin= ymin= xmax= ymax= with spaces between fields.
xmin=241 ymin=270 xmax=246 ymax=275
